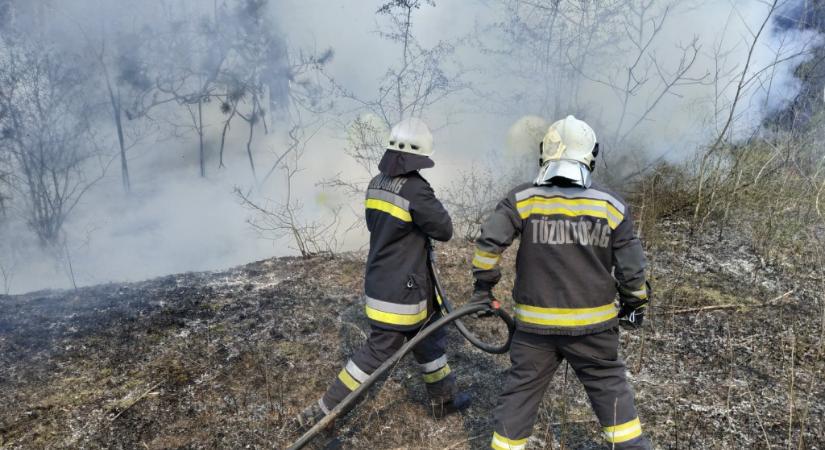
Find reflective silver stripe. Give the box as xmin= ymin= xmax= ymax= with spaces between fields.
xmin=619 ymin=284 xmax=648 ymax=299
xmin=318 ymin=398 xmax=331 ymax=415
xmin=472 ymin=253 xmax=499 ymax=267
xmin=515 ymin=306 xmax=618 ymax=322
xmin=345 ymin=359 xmax=370 ymax=383
xmin=515 ymin=186 xmax=625 ymax=214
xmin=365 ymin=296 xmax=427 ymax=315
xmin=419 ymin=354 xmax=448 ymax=373
xmin=366 ymin=189 xmax=409 ymax=210
xmin=516 ymin=200 xmax=623 ymax=225
xmin=629 ymin=288 xmax=647 ymax=298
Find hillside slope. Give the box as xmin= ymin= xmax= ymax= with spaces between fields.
xmin=0 ymin=221 xmax=823 ymax=449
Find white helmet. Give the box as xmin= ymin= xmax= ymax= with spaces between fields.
xmin=386 ymin=117 xmax=434 ymax=157
xmin=535 ymin=115 xmax=598 ymax=188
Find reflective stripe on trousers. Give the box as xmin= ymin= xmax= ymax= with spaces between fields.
xmin=491 ymin=329 xmax=650 ymax=449
xmin=321 ymin=313 xmax=457 ymax=412
xmin=604 ymin=417 xmax=643 ymax=444
xmin=490 ymin=431 xmax=527 ymax=450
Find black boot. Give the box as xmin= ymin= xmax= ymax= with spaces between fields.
xmin=430 ymin=391 xmax=472 ymax=419
xmin=295 ymin=401 xmax=326 ymax=432
xmin=293 ymin=401 xmax=340 ymax=449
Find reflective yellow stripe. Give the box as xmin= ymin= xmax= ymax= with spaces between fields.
xmin=515 ymin=302 xmax=618 ymax=327
xmin=515 ymin=186 xmax=626 ymax=214
xmin=422 ymin=364 xmax=451 ymax=384
xmin=517 ymin=303 xmax=617 ymax=315
xmin=603 ymin=417 xmax=643 ymax=443
xmin=517 ymin=196 xmax=623 ymax=218
xmin=516 ymin=197 xmax=623 ymax=229
xmin=475 ymin=249 xmax=499 ymax=259
xmin=491 ymin=431 xmax=528 ymax=450
xmin=338 ymin=368 xmax=360 ymax=391
xmin=365 ymin=305 xmax=428 ymax=326
xmin=365 ymin=198 xmax=412 ymax=222
xmin=472 ymin=249 xmax=501 ymax=270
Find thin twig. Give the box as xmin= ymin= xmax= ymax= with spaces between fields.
xmin=667 ymin=290 xmax=794 ymax=315
xmin=788 ymin=332 xmax=796 ymax=449
xmin=443 ymin=434 xmax=486 ymax=450
xmin=745 ymin=383 xmax=772 ymax=450
xmin=110 ymin=381 xmax=164 ymax=422
xmin=668 ymin=304 xmax=739 ymax=315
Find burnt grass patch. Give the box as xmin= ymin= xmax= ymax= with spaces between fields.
xmin=0 ymin=223 xmax=823 ymax=449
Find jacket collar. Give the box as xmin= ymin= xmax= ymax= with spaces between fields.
xmin=378 ymin=150 xmax=434 ymax=177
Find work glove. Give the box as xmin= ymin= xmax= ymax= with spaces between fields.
xmin=618 ymin=282 xmax=651 ymax=330
xmin=619 ymin=282 xmax=653 ymax=330
xmin=618 ymin=301 xmax=646 ymax=329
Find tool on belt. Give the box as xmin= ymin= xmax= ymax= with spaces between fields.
xmin=287 ymin=243 xmax=515 ymax=450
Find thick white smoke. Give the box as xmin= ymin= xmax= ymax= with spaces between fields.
xmin=0 ymin=0 xmax=820 ymax=294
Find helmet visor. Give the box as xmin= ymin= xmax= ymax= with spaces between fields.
xmin=534 ymin=159 xmax=592 ymax=188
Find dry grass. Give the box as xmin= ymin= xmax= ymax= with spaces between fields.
xmin=0 ymin=216 xmax=823 ymax=449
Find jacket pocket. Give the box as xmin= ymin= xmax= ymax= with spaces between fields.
xmin=403 ymin=273 xmax=428 ymax=303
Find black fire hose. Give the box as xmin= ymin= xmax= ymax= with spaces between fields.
xmin=287 ymin=247 xmax=515 ymax=450
xmin=428 ymin=245 xmax=515 ymax=354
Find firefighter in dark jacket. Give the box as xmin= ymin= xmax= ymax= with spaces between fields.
xmin=297 ymin=117 xmax=470 ymax=430
xmin=471 ymin=116 xmax=651 ymax=450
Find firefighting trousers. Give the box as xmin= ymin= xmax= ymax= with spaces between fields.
xmin=319 ymin=310 xmax=457 ymax=414
xmin=491 ymin=329 xmax=650 ymax=450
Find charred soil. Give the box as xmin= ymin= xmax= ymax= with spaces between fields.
xmin=0 ymin=221 xmax=823 ymax=449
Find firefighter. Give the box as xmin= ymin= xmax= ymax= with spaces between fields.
xmin=470 ymin=116 xmax=651 ymax=449
xmin=297 ymin=117 xmax=471 ymax=431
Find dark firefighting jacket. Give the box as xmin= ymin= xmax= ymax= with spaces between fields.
xmin=364 ymin=150 xmax=453 ymax=331
xmin=473 ymin=182 xmax=648 ymax=336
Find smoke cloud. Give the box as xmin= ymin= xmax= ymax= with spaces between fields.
xmin=0 ymin=0 xmax=820 ymax=294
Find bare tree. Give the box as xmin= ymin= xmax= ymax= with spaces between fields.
xmin=91 ymin=30 xmax=158 ymax=194
xmin=119 ymin=4 xmax=233 ymax=179
xmin=234 ymin=31 xmax=338 ymax=256
xmin=321 ymin=0 xmax=469 ymax=192
xmin=491 ymin=0 xmax=708 ymax=176
xmin=213 ymin=0 xmax=293 ymax=179
xmin=0 ymin=148 xmax=9 ymax=217
xmin=489 ymin=0 xmax=630 ymax=119
xmin=442 ymin=163 xmax=506 ymax=241
xmin=236 ymin=121 xmax=342 ymax=258
xmin=0 ymin=39 xmax=107 ymax=246
xmin=690 ymin=0 xmax=819 ymax=233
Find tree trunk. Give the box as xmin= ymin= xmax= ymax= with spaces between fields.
xmin=109 ymin=91 xmax=130 ymax=192
xmin=246 ymin=111 xmax=257 ymax=180
xmin=218 ymin=100 xmax=238 ymax=169
xmin=198 ymin=99 xmax=205 ymax=178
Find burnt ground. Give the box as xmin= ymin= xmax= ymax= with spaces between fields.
xmin=0 ymin=221 xmax=823 ymax=449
